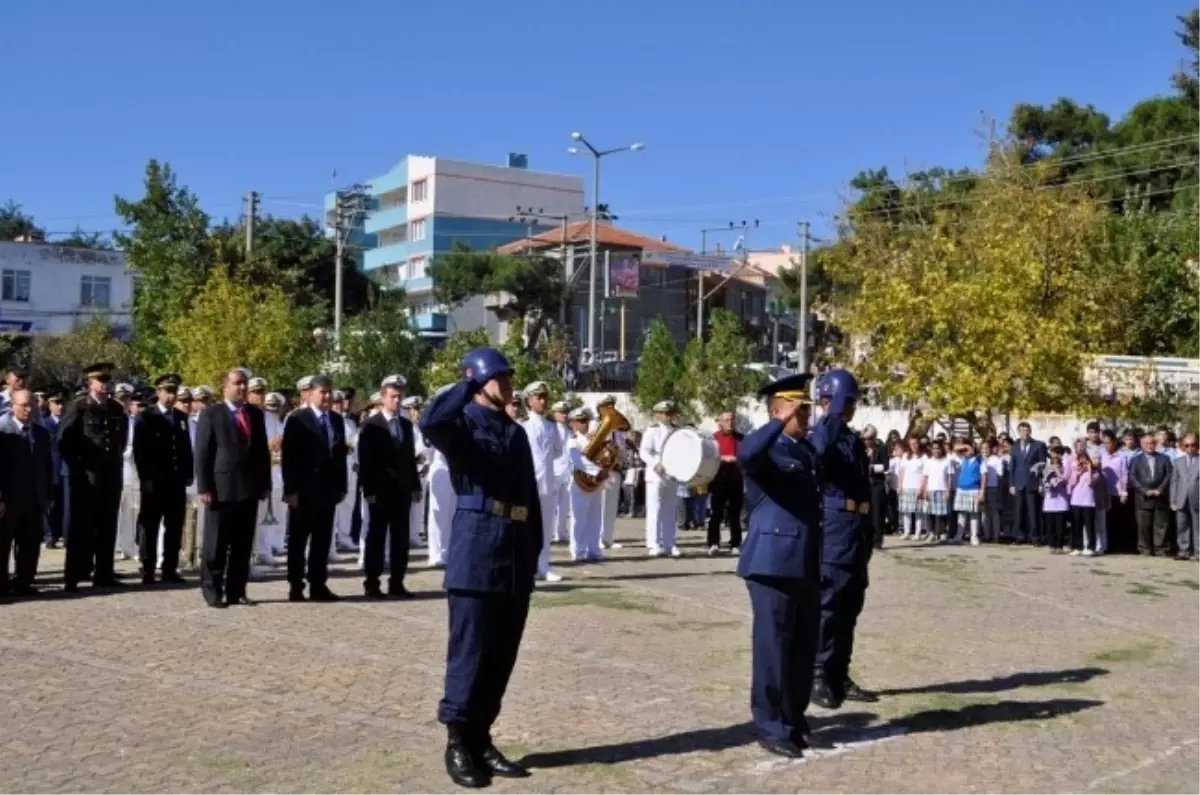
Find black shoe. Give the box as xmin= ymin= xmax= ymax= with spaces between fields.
xmin=13 ymin=584 xmax=39 ymax=597
xmin=811 ymin=674 xmax=843 ymax=710
xmin=388 ymin=584 xmax=413 ymax=599
xmin=364 ymin=583 xmax=385 ymax=599
xmin=310 ymin=586 xmax=340 ymax=602
xmin=142 ymin=573 xmax=157 ymax=585
xmin=203 ymin=589 xmax=226 ymax=608
xmin=842 ymin=678 xmax=879 ymax=703
xmin=479 ymin=745 xmax=530 ymax=778
xmin=93 ymin=578 xmax=125 ymax=589
xmin=757 ymin=737 xmax=804 ymax=758
xmin=445 ymin=728 xmax=491 ymax=789
xmin=227 ymin=595 xmax=256 ymax=607
xmin=63 ymin=581 xmax=79 ymax=593
xmin=161 ymin=572 xmax=186 ymax=584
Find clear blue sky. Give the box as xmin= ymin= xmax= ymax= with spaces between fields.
xmin=2 ymin=0 xmax=1189 ymax=248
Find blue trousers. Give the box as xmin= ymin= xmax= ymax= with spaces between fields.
xmin=438 ymin=590 xmax=531 ymax=737
xmin=746 ymin=576 xmax=820 ymax=743
xmin=815 ymin=562 xmax=868 ymax=683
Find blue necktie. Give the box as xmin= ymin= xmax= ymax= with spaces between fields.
xmin=319 ymin=413 xmax=331 ymax=447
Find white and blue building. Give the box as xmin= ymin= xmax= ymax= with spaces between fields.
xmin=326 ymin=155 xmax=584 ymax=340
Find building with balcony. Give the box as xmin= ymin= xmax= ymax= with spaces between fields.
xmin=0 ymin=241 xmax=134 ymax=335
xmin=326 ymin=154 xmax=585 ymax=340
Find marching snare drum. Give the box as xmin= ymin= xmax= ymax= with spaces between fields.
xmin=660 ymin=428 xmax=721 ymax=489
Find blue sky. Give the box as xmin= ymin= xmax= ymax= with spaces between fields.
xmin=1 ymin=0 xmax=1189 ymax=248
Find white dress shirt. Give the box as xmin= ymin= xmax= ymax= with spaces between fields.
xmin=522 ymin=411 xmax=562 ymax=496
xmin=639 ymin=423 xmax=673 ymax=483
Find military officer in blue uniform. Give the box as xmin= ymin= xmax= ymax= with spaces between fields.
xmin=736 ymin=372 xmax=841 ymax=758
xmin=811 ymin=368 xmax=880 ymax=709
xmin=419 ymin=347 xmax=541 ymax=789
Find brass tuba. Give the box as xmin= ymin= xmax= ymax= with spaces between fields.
xmin=573 ymin=404 xmax=631 ymax=493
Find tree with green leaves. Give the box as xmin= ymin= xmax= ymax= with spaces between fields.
xmin=55 ymin=226 xmax=113 ymax=250
xmin=633 ymin=318 xmax=686 ymax=415
xmin=690 ymin=308 xmax=760 ymax=416
xmin=30 ymin=317 xmax=137 ymax=389
xmin=113 ymin=160 xmax=213 ymax=374
xmin=501 ymin=317 xmax=565 ymax=396
xmin=422 ymin=329 xmax=489 ymax=393
xmin=0 ymin=201 xmax=44 ymax=242
xmin=337 ymin=290 xmax=427 ymax=398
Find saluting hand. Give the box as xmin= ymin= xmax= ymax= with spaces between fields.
xmin=198 ymin=492 xmax=213 ymax=505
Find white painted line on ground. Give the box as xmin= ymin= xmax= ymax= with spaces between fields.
xmin=1087 ymin=736 xmax=1199 ymax=790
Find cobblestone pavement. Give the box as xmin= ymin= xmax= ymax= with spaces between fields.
xmin=2 ymin=519 xmax=1197 ymax=793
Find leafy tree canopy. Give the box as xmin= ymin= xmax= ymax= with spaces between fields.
xmin=30 ymin=318 xmax=136 ymax=389
xmin=337 ymin=289 xmax=427 ymax=399
xmin=0 ymin=200 xmax=44 ymax=242
xmin=633 ymin=317 xmax=687 ymax=415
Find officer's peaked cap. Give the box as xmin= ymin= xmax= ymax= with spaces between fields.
xmin=401 ymin=395 xmax=423 ymax=408
xmin=757 ymin=373 xmax=814 ymax=401
xmin=652 ymin=399 xmax=677 ymax=413
xmin=523 ymin=380 xmax=550 ymax=397
xmin=264 ymin=392 xmax=284 ymax=407
xmin=381 ymin=374 xmax=407 ymax=389
xmin=84 ymin=362 xmax=115 ymax=380
xmin=155 ymin=373 xmax=182 ymax=389
xmin=309 ymin=374 xmax=333 ymax=389
xmin=296 ymin=375 xmax=315 ymax=391
xmin=568 ymin=407 xmax=591 ymax=421
xmin=551 ymin=400 xmax=570 ymax=413
xmin=114 ymin=382 xmax=134 ymax=396
xmin=247 ymin=377 xmax=267 ymax=391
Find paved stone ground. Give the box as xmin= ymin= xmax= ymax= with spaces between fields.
xmin=2 ymin=519 xmax=1197 ymax=793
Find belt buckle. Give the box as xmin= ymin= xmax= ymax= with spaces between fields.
xmin=845 ymin=499 xmax=858 ymax=513
xmin=490 ymin=500 xmax=507 ymax=517
xmin=511 ymin=506 xmax=529 ymax=522
xmin=858 ymin=503 xmax=870 ymax=515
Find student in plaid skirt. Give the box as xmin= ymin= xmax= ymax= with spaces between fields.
xmin=953 ymin=439 xmax=985 ymax=544
xmin=897 ymin=436 xmax=928 ymax=538
xmin=921 ymin=439 xmax=954 ymax=541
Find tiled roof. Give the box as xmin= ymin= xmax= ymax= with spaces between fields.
xmin=495 ymin=221 xmax=688 ymax=255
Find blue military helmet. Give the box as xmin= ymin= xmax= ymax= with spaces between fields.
xmin=461 ymin=347 xmax=514 ymax=385
xmin=816 ymin=368 xmax=859 ymax=414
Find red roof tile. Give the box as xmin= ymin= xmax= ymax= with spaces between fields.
xmin=495 ymin=221 xmax=688 ymax=255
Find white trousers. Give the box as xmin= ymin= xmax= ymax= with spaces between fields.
xmin=599 ymin=478 xmax=620 ymax=545
xmin=569 ymin=486 xmax=603 ymax=560
xmin=255 ymin=473 xmax=286 ymax=560
xmin=116 ymin=483 xmax=139 ymax=558
xmin=536 ymin=490 xmax=557 ymax=575
xmin=427 ymin=465 xmax=454 ymax=566
xmin=552 ymin=479 xmax=571 ymax=542
xmin=644 ymin=479 xmax=678 ymax=551
xmin=333 ymin=471 xmax=358 ymax=548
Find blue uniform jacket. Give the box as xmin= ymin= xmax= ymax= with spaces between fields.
xmin=419 ymin=381 xmax=543 ymax=595
xmin=735 ymin=415 xmax=839 ymax=582
xmin=818 ymin=422 xmax=872 ymax=566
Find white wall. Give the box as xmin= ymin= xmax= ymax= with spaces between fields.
xmin=433 ymin=158 xmax=584 ymax=220
xmin=407 ymin=155 xmax=436 ymax=221
xmin=0 ymin=242 xmax=133 ymax=334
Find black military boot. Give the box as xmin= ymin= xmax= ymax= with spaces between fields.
xmin=810 ymin=671 xmax=844 ymax=710
xmin=842 ymin=677 xmax=879 ymax=703
xmin=444 ymin=725 xmax=490 ymax=788
xmin=478 ymin=738 xmax=530 ymax=779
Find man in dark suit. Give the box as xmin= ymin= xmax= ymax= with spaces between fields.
xmin=0 ymin=389 xmax=55 ymax=597
xmin=1170 ymin=433 xmax=1199 ymax=560
xmin=357 ymin=374 xmax=420 ymax=598
xmin=43 ymin=390 xmax=67 ymax=549
xmin=194 ymin=367 xmax=271 ymax=607
xmin=58 ymin=362 xmax=128 ymax=591
xmin=1130 ymin=433 xmax=1172 ymax=556
xmin=134 ymin=374 xmax=194 ymax=584
xmin=1008 ymin=421 xmax=1047 ymax=543
xmin=282 ymin=373 xmax=347 ymax=602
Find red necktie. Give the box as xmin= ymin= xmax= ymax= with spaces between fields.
xmin=235 ymin=405 xmax=250 ymax=440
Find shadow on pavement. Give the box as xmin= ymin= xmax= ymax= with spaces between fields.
xmin=876 ymin=667 xmax=1110 ymax=697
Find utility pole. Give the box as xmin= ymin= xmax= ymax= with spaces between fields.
xmin=697 ymin=221 xmax=757 ymax=340
xmin=797 ymin=220 xmax=811 ymax=374
xmin=511 ymin=206 xmax=573 ymax=328
xmin=244 ymin=191 xmax=260 ymax=255
xmin=333 ymin=184 xmax=368 ymax=351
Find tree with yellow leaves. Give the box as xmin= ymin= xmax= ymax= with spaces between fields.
xmin=165 ymin=265 xmax=320 ymax=388
xmin=834 ymin=153 xmax=1115 ymax=415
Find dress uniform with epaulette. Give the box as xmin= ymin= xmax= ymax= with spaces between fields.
xmin=58 ymin=362 xmax=129 ymax=590
xmin=419 ymin=347 xmax=541 ymax=789
xmin=735 ymin=373 xmax=841 ymax=759
xmin=811 ymin=369 xmax=880 ymax=710
xmin=133 ymin=374 xmax=194 ymax=584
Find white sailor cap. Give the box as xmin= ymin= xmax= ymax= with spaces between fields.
xmin=523 ymin=381 xmax=550 ymax=397
xmin=177 ymin=387 xmax=193 ymax=400
xmin=568 ymin=407 xmax=592 ymax=421
xmin=264 ymin=392 xmax=284 ymax=408
xmin=381 ymin=374 xmax=407 ymax=389
xmin=247 ymin=377 xmax=267 ymax=392
xmin=114 ymin=382 xmax=134 ymax=396
xmin=231 ymin=367 xmax=253 ymax=381
xmin=597 ymin=394 xmax=617 ymax=407
xmin=401 ymin=395 xmax=424 ymax=409
xmin=193 ymin=385 xmax=214 ymax=399
xmin=652 ymin=399 xmax=677 ymax=413
xmin=369 ymin=391 xmax=382 ymax=406
xmin=551 ymin=400 xmax=570 ymax=413
xmin=296 ymin=375 xmax=314 ymax=391
xmin=332 ymin=389 xmax=346 ymax=401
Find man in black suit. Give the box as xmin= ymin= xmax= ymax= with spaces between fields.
xmin=1008 ymin=421 xmax=1047 ymax=543
xmin=58 ymin=362 xmax=128 ymax=591
xmin=134 ymin=374 xmax=194 ymax=585
xmin=0 ymin=389 xmax=55 ymax=597
xmin=282 ymin=373 xmax=347 ymax=602
xmin=1130 ymin=433 xmax=1172 ymax=556
xmin=194 ymin=367 xmax=271 ymax=607
xmin=357 ymin=374 xmax=421 ymax=598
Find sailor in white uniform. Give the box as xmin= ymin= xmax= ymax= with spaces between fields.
xmin=550 ymin=400 xmax=572 ymax=544
xmin=567 ymin=407 xmax=606 ymax=561
xmin=114 ymin=383 xmax=140 ymax=561
xmin=404 ymin=395 xmax=429 ymax=550
xmin=638 ymin=400 xmax=681 ymax=557
xmin=521 ymin=381 xmax=564 ymax=582
xmin=254 ymin=391 xmax=287 ymax=566
xmin=591 ymin=394 xmax=625 ymax=551
xmin=424 ymin=384 xmax=455 ymax=568
xmin=331 ymin=389 xmax=360 ymax=559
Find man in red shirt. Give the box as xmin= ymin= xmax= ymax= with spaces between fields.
xmin=708 ymin=410 xmax=745 ymax=554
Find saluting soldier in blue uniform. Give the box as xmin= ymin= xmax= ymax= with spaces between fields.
xmin=419 ymin=347 xmax=542 ymax=789
xmin=811 ymin=368 xmax=880 ymax=709
xmin=736 ymin=372 xmax=841 ymax=758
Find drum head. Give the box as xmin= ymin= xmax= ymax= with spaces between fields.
xmin=661 ymin=429 xmax=704 ymax=482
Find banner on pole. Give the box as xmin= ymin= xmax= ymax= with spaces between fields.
xmin=609 ymin=254 xmax=640 ymax=298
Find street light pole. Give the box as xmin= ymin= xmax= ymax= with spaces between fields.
xmin=568 ymin=132 xmax=644 ymax=360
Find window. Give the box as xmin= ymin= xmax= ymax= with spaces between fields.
xmin=1 ymin=269 xmax=31 ymax=302
xmin=411 ymin=179 xmax=428 ymax=202
xmin=408 ymin=256 xmax=427 ymax=280
xmin=410 ymin=218 xmax=427 ymax=241
xmin=80 ymin=275 xmax=111 ymax=308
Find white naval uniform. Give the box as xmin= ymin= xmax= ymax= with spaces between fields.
xmin=255 ymin=412 xmax=286 ymax=563
xmin=588 ymin=420 xmax=624 ymax=549
xmin=567 ymin=430 xmax=604 ymax=560
xmin=116 ymin=415 xmax=139 ymax=559
xmin=331 ymin=413 xmax=359 ymax=556
xmin=410 ymin=430 xmax=430 ymax=547
xmin=639 ymin=422 xmax=679 ymax=554
xmin=523 ymin=411 xmax=563 ymax=576
xmin=551 ymin=420 xmax=572 ymax=543
xmin=425 ymin=445 xmax=453 ymax=566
